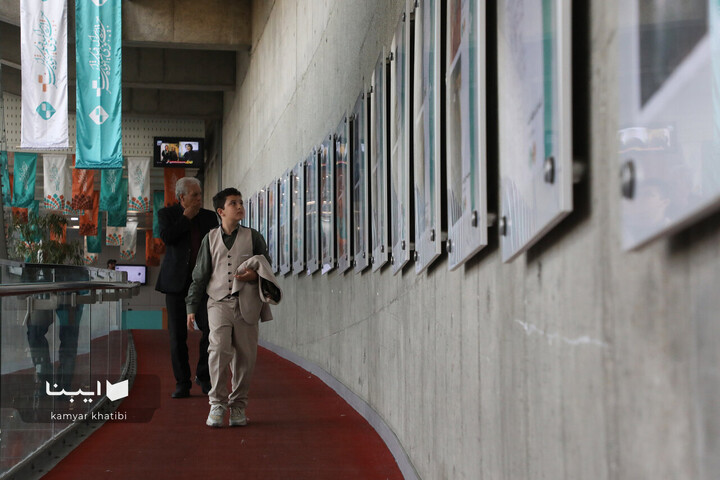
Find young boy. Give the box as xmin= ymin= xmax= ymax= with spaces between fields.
xmin=186 ymin=187 xmax=269 ymax=427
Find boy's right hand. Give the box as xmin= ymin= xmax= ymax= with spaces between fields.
xmin=186 ymin=313 xmax=195 ymax=330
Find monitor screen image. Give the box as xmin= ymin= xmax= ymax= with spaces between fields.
xmin=153 ymin=137 xmax=204 ymax=168
xmin=115 ymin=264 xmax=147 ymax=285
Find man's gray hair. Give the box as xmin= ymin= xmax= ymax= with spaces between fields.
xmin=175 ymin=177 xmax=202 ymax=201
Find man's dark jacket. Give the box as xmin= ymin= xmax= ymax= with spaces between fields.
xmin=155 ymin=203 xmax=218 ymax=294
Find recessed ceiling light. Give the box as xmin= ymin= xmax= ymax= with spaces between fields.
xmin=70 ymin=217 xmax=79 ymax=221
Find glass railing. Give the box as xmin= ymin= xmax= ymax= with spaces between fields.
xmin=0 ymin=260 xmax=139 ymax=477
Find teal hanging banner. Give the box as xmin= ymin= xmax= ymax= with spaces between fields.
xmin=75 ymin=0 xmax=122 ymax=169
xmin=108 ymin=197 xmax=127 ymax=227
xmin=99 ymin=168 xmax=124 ymax=211
xmin=13 ymin=153 xmax=37 ymax=207
xmin=0 ymin=152 xmax=11 ymax=205
xmin=152 ymin=190 xmax=164 ymax=238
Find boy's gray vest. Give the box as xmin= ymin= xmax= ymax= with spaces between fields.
xmin=206 ymin=227 xmax=253 ymax=301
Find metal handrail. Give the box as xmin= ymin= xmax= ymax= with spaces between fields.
xmin=0 ymin=281 xmax=140 ymax=297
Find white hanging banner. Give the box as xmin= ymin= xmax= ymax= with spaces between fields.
xmin=127 ymin=157 xmax=150 ymax=212
xmin=20 ymin=0 xmax=69 ymax=148
xmin=42 ymin=154 xmax=71 ymax=211
xmin=105 ymin=225 xmax=123 ymax=246
xmin=120 ymin=220 xmax=138 ymax=260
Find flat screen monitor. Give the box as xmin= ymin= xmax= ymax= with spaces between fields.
xmin=115 ymin=264 xmax=147 ymax=285
xmin=153 ymin=137 xmax=204 ymax=168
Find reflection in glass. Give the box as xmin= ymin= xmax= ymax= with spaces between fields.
xmin=258 ymin=188 xmax=267 ymax=242
xmin=413 ymin=0 xmax=443 ymax=273
xmin=390 ymin=10 xmax=411 ymax=274
xmin=278 ymin=171 xmax=291 ymax=275
xmin=336 ymin=117 xmax=352 ymax=273
xmin=305 ymin=150 xmax=320 ymax=274
xmin=446 ymin=0 xmax=488 ymax=270
xmin=352 ymin=92 xmax=370 ymax=273
xmin=370 ymin=51 xmax=390 ymax=271
xmin=292 ymin=161 xmax=305 ymax=274
xmin=267 ymin=180 xmax=278 ymax=272
xmin=319 ymin=136 xmax=335 ymax=274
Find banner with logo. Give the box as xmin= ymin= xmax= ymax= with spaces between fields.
xmin=152 ymin=190 xmax=164 ymax=238
xmin=120 ymin=220 xmax=138 ymax=260
xmin=99 ymin=167 xmax=124 ymax=211
xmin=20 ymin=0 xmax=69 ymax=149
xmin=12 ymin=153 xmax=37 ymax=208
xmin=106 ymin=226 xmax=122 ymax=246
xmin=43 ymin=154 xmax=71 ymax=211
xmin=71 ymin=156 xmax=95 ymax=210
xmin=127 ymin=157 xmax=150 ymax=212
xmin=1 ymin=152 xmax=11 ymax=206
xmin=75 ymin=0 xmax=122 ymax=169
xmin=163 ymin=168 xmax=185 ymax=206
xmin=79 ymin=191 xmax=100 ymax=236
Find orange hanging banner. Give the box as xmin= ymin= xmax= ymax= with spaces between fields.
xmin=145 ymin=231 xmax=165 ymax=266
xmin=71 ymin=155 xmax=96 ymax=211
xmin=163 ymin=168 xmax=185 ymax=207
xmin=79 ymin=191 xmax=100 ymax=236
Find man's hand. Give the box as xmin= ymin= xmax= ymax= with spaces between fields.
xmin=183 ymin=202 xmax=201 ymax=219
xmin=234 ymin=268 xmax=258 ymax=282
xmin=187 ymin=313 xmax=196 ymax=330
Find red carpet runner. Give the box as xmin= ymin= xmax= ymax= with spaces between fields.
xmin=45 ymin=330 xmax=403 ymax=479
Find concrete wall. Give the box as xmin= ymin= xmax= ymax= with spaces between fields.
xmin=213 ymin=1 xmax=720 ymax=478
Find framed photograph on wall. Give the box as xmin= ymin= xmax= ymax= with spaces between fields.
xmin=267 ymin=179 xmax=279 ymax=273
xmin=390 ymin=6 xmax=413 ymax=275
xmin=305 ymin=149 xmax=321 ymax=275
xmin=292 ymin=159 xmax=306 ymax=275
xmin=445 ymin=0 xmax=488 ymax=270
xmin=413 ymin=0 xmax=444 ymax=274
xmin=370 ymin=50 xmax=391 ymax=272
xmin=278 ymin=169 xmax=292 ymax=275
xmin=617 ymin=0 xmax=720 ymax=250
xmin=336 ymin=115 xmax=352 ymax=274
xmin=497 ymin=0 xmax=573 ymax=262
xmin=351 ymin=90 xmax=371 ymax=273
xmin=319 ymin=134 xmax=336 ymax=274
xmin=258 ymin=186 xmax=268 ymax=244
xmin=247 ymin=192 xmax=256 ymax=230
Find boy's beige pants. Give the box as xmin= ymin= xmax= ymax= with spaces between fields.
xmin=206 ymin=296 xmax=259 ymax=408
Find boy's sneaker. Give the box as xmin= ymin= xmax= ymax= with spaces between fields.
xmin=206 ymin=405 xmax=226 ymax=427
xmin=229 ymin=405 xmax=247 ymax=426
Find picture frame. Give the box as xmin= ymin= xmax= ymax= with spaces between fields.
xmin=617 ymin=0 xmax=720 ymax=250
xmin=257 ymin=186 xmax=268 ymax=244
xmin=292 ymin=159 xmax=306 ymax=275
xmin=370 ymin=50 xmax=391 ymax=272
xmin=351 ymin=90 xmax=371 ymax=273
xmin=497 ymin=0 xmax=573 ymax=262
xmin=278 ymin=169 xmax=292 ymax=276
xmin=305 ymin=148 xmax=321 ymax=275
xmin=445 ymin=0 xmax=488 ymax=270
xmin=389 ymin=6 xmax=413 ymax=274
xmin=335 ymin=114 xmax=352 ymax=274
xmin=266 ymin=179 xmax=279 ymax=273
xmin=319 ymin=134 xmax=336 ymax=275
xmin=413 ymin=0 xmax=444 ymax=274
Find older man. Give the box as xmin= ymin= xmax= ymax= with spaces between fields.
xmin=156 ymin=177 xmax=218 ymax=398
